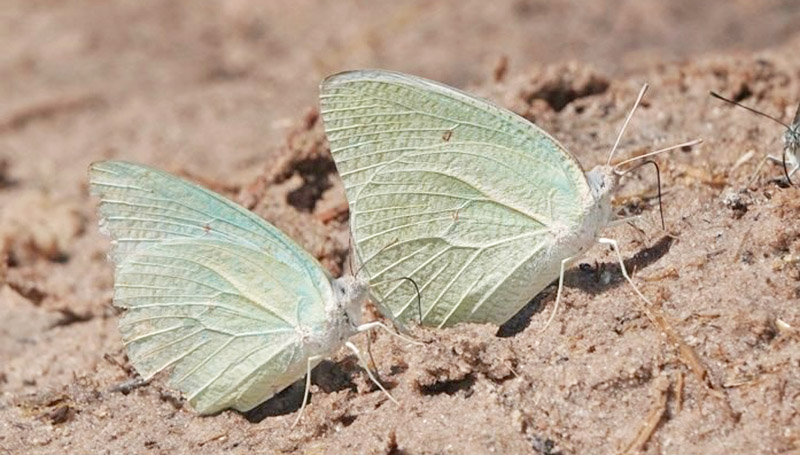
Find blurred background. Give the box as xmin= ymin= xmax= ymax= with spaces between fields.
xmin=2 ymin=0 xmax=799 ymax=189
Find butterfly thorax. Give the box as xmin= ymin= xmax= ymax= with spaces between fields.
xmin=542 ymin=164 xmax=617 ymax=273
xmin=574 ymin=164 xmax=617 ymax=247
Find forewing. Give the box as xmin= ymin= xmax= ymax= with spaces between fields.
xmin=320 ymin=70 xmax=592 ymax=327
xmin=115 ymin=238 xmax=328 ymax=414
xmin=89 ymin=160 xmax=329 ymax=288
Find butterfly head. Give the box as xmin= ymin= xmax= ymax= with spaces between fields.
xmin=585 ymin=164 xmax=618 ymax=229
xmin=586 ymin=164 xmax=618 ymax=203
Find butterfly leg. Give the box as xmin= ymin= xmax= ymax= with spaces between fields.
xmin=345 ymin=340 xmax=400 ymax=405
xmin=768 ymin=152 xmax=797 ymax=184
xmin=766 ymin=154 xmax=785 ymax=165
xmin=783 ymin=151 xmax=799 ymax=183
xmin=537 ymin=255 xmax=574 ymax=335
xmin=356 ymin=321 xmax=425 ymax=346
xmin=291 ymin=354 xmax=324 ymax=428
xmin=789 ymin=163 xmax=800 ymax=179
xmin=597 ymin=238 xmax=655 ymax=306
xmin=747 ymin=155 xmax=773 ymax=186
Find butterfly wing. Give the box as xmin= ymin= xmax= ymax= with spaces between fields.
xmin=320 ymin=70 xmax=593 ymax=327
xmin=90 ymin=161 xmax=334 ymax=413
xmin=89 ymin=160 xmax=329 ymax=288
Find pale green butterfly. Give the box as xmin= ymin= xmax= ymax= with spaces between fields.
xmin=320 ymin=70 xmax=699 ymax=329
xmin=90 ymin=160 xmax=411 ymax=421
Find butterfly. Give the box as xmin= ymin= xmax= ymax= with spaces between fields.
xmin=320 ymin=70 xmax=698 ymax=329
xmin=711 ymin=91 xmax=800 ymax=184
xmin=90 ymin=160 xmax=412 ymax=422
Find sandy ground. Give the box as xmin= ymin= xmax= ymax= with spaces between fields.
xmin=1 ymin=1 xmax=800 ymax=454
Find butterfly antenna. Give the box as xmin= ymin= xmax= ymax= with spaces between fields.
xmin=618 ymin=159 xmax=666 ymax=230
xmin=366 ymin=276 xmax=423 ymax=325
xmin=396 ymin=276 xmax=422 ymax=324
xmin=710 ymin=91 xmax=791 ymax=129
xmin=612 ymin=139 xmax=703 ymax=169
xmin=607 ymin=83 xmax=649 ymax=165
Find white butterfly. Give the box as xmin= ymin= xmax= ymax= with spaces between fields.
xmin=90 ymin=161 xmax=413 ymax=422
xmin=711 ymin=91 xmax=800 ymax=184
xmin=320 ymin=70 xmax=698 ymax=329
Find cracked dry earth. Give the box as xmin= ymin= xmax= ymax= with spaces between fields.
xmin=2 ymin=10 xmax=800 ymax=455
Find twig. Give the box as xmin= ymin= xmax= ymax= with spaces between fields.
xmin=637 ymin=301 xmax=737 ymax=421
xmin=622 ymin=375 xmax=670 ymax=454
xmin=674 ymin=371 xmax=684 ymax=414
xmin=108 ymin=377 xmax=149 ymax=395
